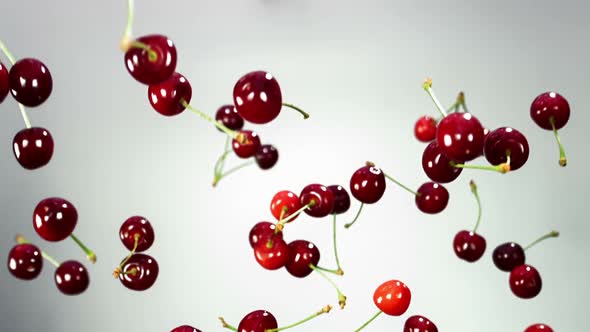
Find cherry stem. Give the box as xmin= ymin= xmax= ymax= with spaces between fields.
xmin=213 ymin=140 xmax=232 ymax=185
xmin=266 ymin=305 xmax=332 ymax=332
xmin=180 ymin=100 xmax=240 ymax=141
xmin=450 ymin=160 xmax=510 ymax=174
xmin=549 ymin=117 xmax=567 ymax=167
xmin=0 ymin=39 xmax=16 ymax=64
xmin=120 ymin=0 xmax=135 ymax=51
xmin=218 ymin=317 xmax=238 ymax=331
xmin=127 ymin=41 xmax=158 ymax=62
xmin=423 ymin=78 xmax=447 ymax=118
xmin=344 ymin=203 xmax=364 ymax=229
xmin=0 ymin=40 xmax=33 ymax=129
xmin=122 ymin=267 xmax=138 ymax=276
xmin=213 ymin=160 xmax=255 ymax=187
xmin=332 ymin=214 xmax=344 ymax=275
xmin=275 ymin=201 xmax=315 ymax=232
xmin=470 ymin=180 xmax=483 ymax=233
xmin=15 ymin=234 xmax=60 ymax=268
xmin=353 ymin=310 xmax=383 ymax=332
xmin=70 ymin=233 xmax=97 ymax=264
xmin=314 ymin=265 xmax=343 ymax=276
xmin=310 ymin=265 xmax=347 ymax=309
xmin=524 ymin=230 xmax=560 ymax=251
xmin=457 ymin=91 xmax=469 ymax=113
xmin=113 ymin=234 xmax=139 ymax=278
xmin=383 ymin=171 xmax=419 ymax=196
xmin=282 ymin=103 xmax=310 ymax=119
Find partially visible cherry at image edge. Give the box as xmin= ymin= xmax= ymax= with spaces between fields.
xmin=404 ymin=315 xmax=438 ymax=332
xmin=171 ymin=326 xmax=202 ymax=332
xmin=219 ymin=305 xmax=332 ymax=332
xmin=525 ymin=323 xmax=553 ymax=332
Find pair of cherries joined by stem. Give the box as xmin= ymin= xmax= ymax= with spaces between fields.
xmin=219 ymin=305 xmax=332 ymax=332
xmin=113 ymin=216 xmax=159 ymax=291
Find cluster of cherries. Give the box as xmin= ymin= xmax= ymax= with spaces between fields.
xmin=113 ymin=216 xmax=159 ymax=291
xmin=0 ymin=41 xmax=55 ymax=170
xmin=7 ymin=197 xmax=95 ymax=295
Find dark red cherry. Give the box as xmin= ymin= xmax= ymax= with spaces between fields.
xmin=7 ymin=243 xmax=43 ymax=280
xmin=119 ymin=253 xmax=159 ymax=291
xmin=415 ymin=182 xmax=449 ymax=214
xmin=119 ymin=216 xmax=155 ymax=252
xmin=349 ymin=165 xmax=386 ymax=204
xmin=525 ymin=324 xmax=553 ymax=332
xmin=12 ymin=127 xmax=54 ymax=170
xmin=54 ymin=260 xmax=89 ymax=295
xmin=285 ymin=240 xmax=320 ymax=278
xmin=300 ymin=184 xmax=334 ymax=218
xmin=171 ymin=325 xmax=202 ymax=332
xmin=270 ymin=191 xmax=301 ymax=222
xmin=237 ymin=310 xmax=278 ymax=332
xmin=453 ymin=230 xmax=486 ymax=262
xmin=484 ymin=127 xmax=529 ymax=171
xmin=9 ymin=58 xmax=52 ymax=107
xmin=254 ymin=237 xmax=290 ymax=270
xmin=530 ymin=92 xmax=570 ymax=130
xmin=233 ymin=71 xmax=282 ymax=124
xmin=0 ymin=62 xmax=9 ymax=103
xmin=436 ymin=112 xmax=485 ymax=162
xmin=215 ymin=105 xmax=244 ymax=131
xmin=327 ymin=185 xmax=351 ymax=215
xmin=148 ymin=72 xmax=191 ymax=116
xmin=414 ymin=115 xmax=437 ymax=142
xmin=255 ymin=144 xmax=278 ymax=170
xmin=404 ymin=315 xmax=438 ymax=332
xmin=124 ymin=34 xmax=177 ymax=85
xmin=510 ymin=264 xmax=542 ymax=299
xmin=249 ymin=221 xmax=282 ymax=248
xmin=232 ymin=130 xmax=261 ymax=158
xmin=492 ymin=242 xmax=525 ymax=272
xmin=422 ymin=141 xmax=462 ymax=183
xmin=33 ymin=197 xmax=77 ymax=242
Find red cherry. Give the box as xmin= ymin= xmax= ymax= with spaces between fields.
xmin=415 ymin=182 xmax=449 ymax=214
xmin=530 ymin=92 xmax=570 ymax=130
xmin=421 ymin=141 xmax=462 ymax=183
xmin=237 ymin=310 xmax=278 ymax=332
xmin=7 ymin=243 xmax=43 ymax=280
xmin=119 ymin=253 xmax=159 ymax=291
xmin=215 ymin=105 xmax=244 ymax=131
xmin=270 ymin=190 xmax=301 ymax=222
xmin=327 ymin=185 xmax=351 ymax=215
xmin=404 ymin=315 xmax=438 ymax=332
xmin=33 ymin=197 xmax=78 ymax=242
xmin=9 ymin=58 xmax=52 ymax=107
xmin=300 ymin=184 xmax=334 ymax=218
xmin=253 ymin=237 xmax=290 ymax=270
xmin=124 ymin=34 xmax=177 ymax=85
xmin=483 ymin=127 xmax=529 ymax=171
xmin=55 ymin=260 xmax=89 ymax=295
xmin=171 ymin=325 xmax=202 ymax=332
xmin=119 ymin=216 xmax=155 ymax=252
xmin=232 ymin=130 xmax=261 ymax=158
xmin=373 ymin=279 xmax=411 ymax=316
xmin=249 ymin=221 xmax=283 ymax=248
xmin=453 ymin=230 xmax=486 ymax=262
xmin=12 ymin=127 xmax=54 ymax=170
xmin=349 ymin=165 xmax=386 ymax=204
xmin=414 ymin=115 xmax=437 ymax=142
xmin=0 ymin=62 xmax=9 ymax=103
xmin=285 ymin=240 xmax=320 ymax=278
xmin=510 ymin=264 xmax=542 ymax=299
xmin=255 ymin=144 xmax=279 ymax=170
xmin=147 ymin=72 xmax=191 ymax=116
xmin=436 ymin=112 xmax=485 ymax=162
xmin=233 ymin=71 xmax=282 ymax=124
xmin=525 ymin=324 xmax=553 ymax=332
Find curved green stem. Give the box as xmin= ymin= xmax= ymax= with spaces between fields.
xmin=16 ymin=234 xmax=60 ymax=268
xmin=344 ymin=203 xmax=364 ymax=229
xmin=276 ymin=201 xmax=315 ymax=229
xmin=113 ymin=234 xmax=139 ymax=278
xmin=332 ymin=214 xmax=343 ymax=274
xmin=422 ymin=78 xmax=447 ymax=118
xmin=310 ymin=265 xmax=346 ymax=309
xmin=0 ymin=39 xmax=16 ymax=64
xmin=282 ymin=103 xmax=310 ymax=119
xmin=550 ymin=117 xmax=567 ymax=167
xmin=266 ymin=305 xmax=331 ymax=332
xmin=70 ymin=233 xmax=97 ymax=264
xmin=469 ymin=180 xmax=482 ymax=233
xmin=353 ymin=311 xmax=383 ymax=332
xmin=181 ymin=100 xmax=238 ymax=140
xmin=314 ymin=265 xmax=343 ymax=276
xmin=212 ymin=160 xmax=255 ymax=187
xmin=524 ymin=230 xmax=560 ymax=251
xmin=383 ymin=172 xmax=419 ymax=196
xmin=450 ymin=160 xmax=510 ymax=174
xmin=219 ymin=317 xmax=238 ymax=331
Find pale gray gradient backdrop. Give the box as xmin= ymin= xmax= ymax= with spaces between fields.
xmin=0 ymin=0 xmax=588 ymax=331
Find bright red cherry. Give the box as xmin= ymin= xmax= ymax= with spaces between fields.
xmin=54 ymin=260 xmax=89 ymax=295
xmin=233 ymin=71 xmax=282 ymax=124
xmin=119 ymin=216 xmax=155 ymax=252
xmin=148 ymin=72 xmax=191 ymax=116
xmin=215 ymin=105 xmax=244 ymax=131
xmin=530 ymin=92 xmax=570 ymax=130
xmin=119 ymin=253 xmax=159 ymax=291
xmin=285 ymin=240 xmax=320 ymax=278
xmin=237 ymin=310 xmax=278 ymax=332
xmin=436 ymin=112 xmax=485 ymax=162
xmin=327 ymin=185 xmax=351 ymax=215
xmin=414 ymin=115 xmax=437 ymax=142
xmin=510 ymin=264 xmax=542 ymax=299
xmin=232 ymin=130 xmax=261 ymax=158
xmin=33 ymin=197 xmax=77 ymax=242
xmin=373 ymin=279 xmax=411 ymax=316
xmin=255 ymin=144 xmax=278 ymax=170
xmin=453 ymin=230 xmax=486 ymax=262
xmin=415 ymin=182 xmax=449 ymax=214
xmin=124 ymin=34 xmax=177 ymax=85
xmin=9 ymin=58 xmax=52 ymax=107
xmin=171 ymin=325 xmax=202 ymax=332
xmin=253 ymin=237 xmax=290 ymax=270
xmin=422 ymin=141 xmax=462 ymax=183
xmin=484 ymin=127 xmax=529 ymax=171
xmin=349 ymin=165 xmax=386 ymax=204
xmin=525 ymin=324 xmax=553 ymax=332
xmin=300 ymin=184 xmax=334 ymax=218
xmin=249 ymin=221 xmax=282 ymax=248
xmin=270 ymin=191 xmax=301 ymax=222
xmin=404 ymin=315 xmax=438 ymax=332
xmin=12 ymin=127 xmax=54 ymax=170
xmin=492 ymin=242 xmax=525 ymax=272
xmin=0 ymin=62 xmax=9 ymax=103
xmin=7 ymin=243 xmax=43 ymax=280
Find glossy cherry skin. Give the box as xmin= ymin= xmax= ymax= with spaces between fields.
xmin=33 ymin=197 xmax=77 ymax=242
xmin=254 ymin=237 xmax=290 ymax=270
xmin=148 ymin=72 xmax=191 ymax=116
xmin=415 ymin=182 xmax=449 ymax=214
xmin=119 ymin=216 xmax=155 ymax=252
xmin=525 ymin=324 xmax=553 ymax=332
xmin=414 ymin=116 xmax=437 ymax=142
xmin=233 ymin=71 xmax=282 ymax=124
xmin=0 ymin=62 xmax=9 ymax=103
xmin=54 ymin=260 xmax=89 ymax=295
xmin=255 ymin=144 xmax=278 ymax=170
xmin=285 ymin=240 xmax=320 ymax=278
xmin=530 ymin=92 xmax=570 ymax=130
xmin=237 ymin=310 xmax=278 ymax=332
xmin=327 ymin=185 xmax=351 ymax=215
xmin=404 ymin=315 xmax=438 ymax=332
xmin=349 ymin=165 xmax=386 ymax=204
xmin=373 ymin=279 xmax=411 ymax=316
xmin=249 ymin=221 xmax=283 ymax=248
xmin=300 ymin=184 xmax=334 ymax=218
xmin=215 ymin=105 xmax=244 ymax=131
xmin=453 ymin=231 xmax=486 ymax=262
xmin=7 ymin=243 xmax=43 ymax=280
xmin=510 ymin=264 xmax=542 ymax=299
xmin=492 ymin=242 xmax=525 ymax=272
xmin=12 ymin=127 xmax=54 ymax=170
xmin=9 ymin=58 xmax=52 ymax=107
xmin=119 ymin=253 xmax=159 ymax=291
xmin=436 ymin=112 xmax=485 ymax=162
xmin=171 ymin=325 xmax=202 ymax=332
xmin=124 ymin=34 xmax=177 ymax=85
xmin=232 ymin=130 xmax=261 ymax=158
xmin=484 ymin=127 xmax=529 ymax=171
xmin=422 ymin=141 xmax=462 ymax=183
xmin=270 ymin=191 xmax=301 ymax=222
